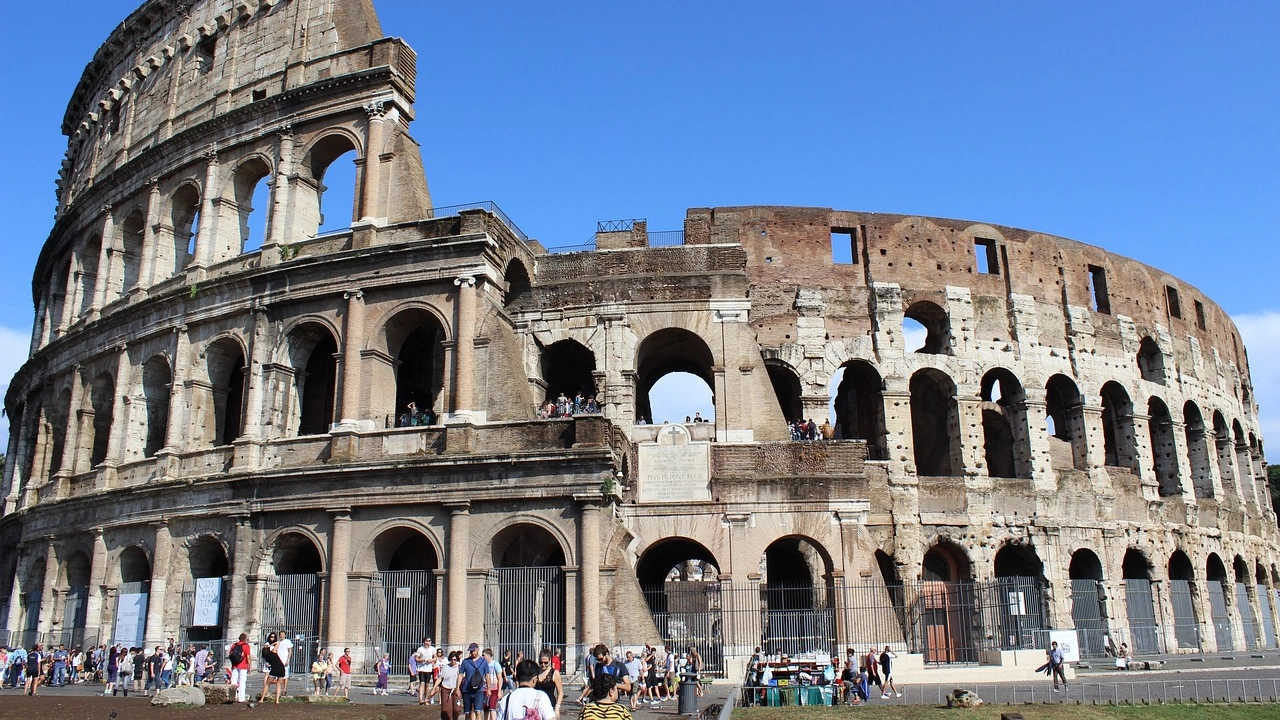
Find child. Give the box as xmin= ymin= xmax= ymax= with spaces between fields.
xmin=376 ymin=653 xmax=391 ymax=695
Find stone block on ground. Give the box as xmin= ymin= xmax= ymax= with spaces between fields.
xmin=305 ymin=694 xmax=351 ymax=704
xmin=198 ymin=682 xmax=233 ymax=704
xmin=152 ymin=686 xmax=206 ymax=706
xmin=946 ymin=688 xmax=983 ymax=708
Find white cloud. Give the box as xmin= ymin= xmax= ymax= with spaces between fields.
xmin=1234 ymin=311 xmax=1280 ymax=446
xmin=0 ymin=326 xmax=32 ymax=455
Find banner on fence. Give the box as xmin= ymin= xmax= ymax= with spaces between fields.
xmin=1048 ymin=630 xmax=1081 ymax=663
xmin=192 ymin=577 xmax=223 ymax=626
xmin=114 ymin=592 xmax=148 ymax=647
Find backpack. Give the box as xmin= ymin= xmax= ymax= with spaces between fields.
xmin=228 ymin=643 xmax=245 ymax=666
xmin=502 ymin=689 xmax=542 ymax=720
xmin=465 ymin=659 xmax=486 ymax=691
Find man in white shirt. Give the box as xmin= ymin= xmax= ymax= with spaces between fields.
xmin=414 ymin=637 xmax=437 ymax=705
xmin=276 ymin=633 xmax=294 ymax=695
xmin=500 ymin=659 xmax=556 ymax=720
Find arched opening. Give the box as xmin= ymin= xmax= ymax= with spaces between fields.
xmin=88 ymin=372 xmax=115 ymax=467
xmin=1124 ymin=549 xmax=1161 ymax=653
xmin=1233 ymin=556 xmax=1259 ymax=649
xmin=920 ymin=542 xmax=975 ymax=664
xmin=206 ymin=339 xmax=246 ymax=446
xmin=647 ymin=372 xmax=714 ymax=426
xmin=1148 ymin=397 xmax=1181 ymax=496
xmin=61 ymin=551 xmax=92 ymax=647
xmin=1045 ymin=374 xmax=1088 ymax=471
xmin=488 ymin=524 xmax=567 ymax=657
xmin=1168 ymin=550 xmax=1200 ymax=650
xmin=1205 ymin=553 xmax=1233 ymax=651
xmin=301 ymin=134 xmax=359 ymax=237
xmin=635 ymin=328 xmax=715 ymax=425
xmin=904 ymin=301 xmax=951 ymax=354
xmin=385 ymin=310 xmax=446 ymax=427
xmin=141 ymin=356 xmax=172 ymax=458
xmin=189 ymin=536 xmax=230 ymax=579
xmin=287 ymin=324 xmax=339 ymax=436
xmin=1233 ymin=420 xmax=1255 ymax=505
xmin=116 ymin=545 xmax=152 ymax=647
xmin=1068 ymin=549 xmax=1108 ymax=658
xmin=119 ymin=546 xmax=152 ymax=585
xmin=48 ymin=259 xmax=70 ymax=331
xmin=980 ymin=369 xmax=1031 ymax=479
xmin=265 ymin=532 xmax=324 ymax=673
xmin=1101 ymin=382 xmax=1137 ymax=470
xmin=232 ymin=158 xmax=272 ymax=254
xmin=760 ymin=536 xmax=834 ymax=655
xmin=539 ymin=339 xmax=598 ymax=411
xmin=636 ymin=539 xmax=723 ymax=675
xmin=831 ymin=360 xmax=887 ymax=459
xmin=765 ymin=361 xmax=802 ymax=424
xmin=170 ymin=183 xmax=201 ymax=275
xmin=1183 ymin=402 xmax=1213 ymax=499
xmin=119 ymin=210 xmax=146 ymax=294
xmin=910 ymin=369 xmax=960 ymax=476
xmin=503 ymin=259 xmax=532 ymax=308
xmin=992 ymin=543 xmax=1046 ymax=650
xmin=76 ymin=235 xmax=101 ymax=316
xmin=184 ymin=536 xmax=230 ymax=643
xmin=1213 ymin=411 xmax=1237 ymax=499
xmin=46 ymin=390 xmax=71 ymax=479
xmin=366 ymin=527 xmax=441 ymax=673
xmin=1137 ymin=337 xmax=1165 ymax=384
xmin=1255 ymin=562 xmax=1277 ymax=649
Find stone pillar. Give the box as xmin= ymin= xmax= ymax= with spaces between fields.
xmin=1167 ymin=420 xmax=1197 ymax=505
xmin=1021 ymin=393 xmax=1055 ymax=481
xmin=451 ymin=276 xmax=477 ymax=422
xmin=266 ymin=125 xmax=294 ymax=249
xmin=84 ymin=528 xmax=108 ymax=645
xmin=880 ymin=387 xmax=915 ymax=479
xmin=956 ymin=394 xmax=984 ymax=478
xmin=359 ymin=101 xmax=386 ymax=223
xmin=5 ymin=545 xmax=25 ymax=638
xmin=139 ymin=178 xmax=161 ymax=287
xmin=446 ymin=502 xmax=471 ymax=646
xmin=225 ymin=514 xmax=254 ymax=639
xmin=338 ymin=290 xmax=365 ymax=428
xmin=91 ymin=206 xmax=116 ymax=311
xmin=57 ymin=261 xmax=78 ymax=333
xmin=1080 ymin=404 xmax=1108 ymax=470
xmin=325 ymin=509 xmax=352 ymax=645
xmin=36 ymin=538 xmax=60 ymax=636
xmin=240 ymin=308 xmax=272 ymax=442
xmin=59 ymin=367 xmax=85 ymax=477
xmin=192 ymin=150 xmax=219 ymax=269
xmin=577 ymin=497 xmax=603 ymax=645
xmin=1130 ymin=413 xmax=1159 ymax=500
xmin=1193 ymin=577 xmax=1218 ymax=653
xmin=103 ymin=345 xmax=132 ymax=467
xmin=163 ymin=327 xmax=191 ymax=452
xmin=144 ymin=521 xmax=172 ymax=647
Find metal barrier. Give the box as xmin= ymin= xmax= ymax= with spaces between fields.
xmin=483 ymin=567 xmax=567 ymax=662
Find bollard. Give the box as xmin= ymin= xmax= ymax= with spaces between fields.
xmin=678 ymin=673 xmax=699 ymax=715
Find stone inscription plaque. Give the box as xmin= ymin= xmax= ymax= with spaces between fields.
xmin=638 ymin=424 xmax=711 ymax=503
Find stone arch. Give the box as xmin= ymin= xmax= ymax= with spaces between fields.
xmin=993 ymin=542 xmax=1044 ymax=580
xmin=980 ymin=368 xmax=1031 ymax=479
xmin=205 ymin=336 xmax=247 ymax=446
xmin=764 ymin=358 xmax=802 ymax=424
xmin=503 ymin=258 xmax=532 ymax=308
xmin=539 ymin=339 xmax=598 ymax=407
xmin=492 ymin=522 xmax=568 ymax=568
xmin=1068 ymin=548 xmax=1109 ymax=658
xmin=118 ymin=544 xmax=152 ymax=584
xmin=920 ymin=540 xmax=976 ymax=663
xmin=297 ymin=131 xmax=362 ymax=237
xmin=1168 ymin=549 xmax=1201 ymax=649
xmin=904 ymin=300 xmax=951 ymax=354
xmin=910 ymin=368 xmax=960 ymax=476
xmin=284 ymin=321 xmax=339 ymax=436
xmin=1069 ymin=548 xmax=1104 ymax=581
xmin=1232 ymin=419 xmax=1255 ymax=504
xmin=993 ymin=541 xmax=1046 ymax=650
xmin=62 ymin=550 xmax=92 ymax=588
xmin=1137 ymin=337 xmax=1166 ymax=384
xmin=47 ymin=256 xmax=71 ymax=331
xmin=1045 ymin=374 xmax=1088 ymax=471
xmin=375 ymin=306 xmax=449 ymax=426
xmin=634 ymin=327 xmax=716 ymax=425
xmin=922 ymin=540 xmax=972 ymax=582
xmin=140 ymin=354 xmax=172 ymax=458
xmin=88 ymin=371 xmax=116 ymax=466
xmin=221 ymin=154 xmax=273 ymax=257
xmin=264 ymin=530 xmax=326 ymax=575
xmin=760 ymin=535 xmax=835 ymax=654
xmin=1123 ymin=548 xmax=1154 ymax=580
xmin=188 ymin=534 xmax=230 ymax=579
xmin=488 ymin=520 xmax=569 ymax=657
xmin=168 ymin=181 xmax=201 ymax=276
xmin=119 ymin=208 xmax=147 ymax=295
xmin=1101 ymin=381 xmax=1138 ymax=470
xmin=45 ymin=388 xmax=72 ymax=479
xmin=76 ymin=234 xmax=102 ymax=316
xmin=1212 ymin=410 xmax=1238 ymax=499
xmin=1206 ymin=552 xmax=1235 ymax=650
xmin=372 ymin=526 xmax=442 ymax=572
xmin=636 ymin=537 xmax=721 ymax=591
xmin=1183 ymin=401 xmax=1213 ymax=499
xmin=831 ymin=359 xmax=887 ymax=459
xmin=1147 ymin=396 xmax=1181 ymax=496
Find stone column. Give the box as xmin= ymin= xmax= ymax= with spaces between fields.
xmin=59 ymin=367 xmax=85 ymax=477
xmin=144 ymin=521 xmax=172 ymax=647
xmin=956 ymin=394 xmax=984 ymax=478
xmin=36 ymin=538 xmax=60 ymax=636
xmin=240 ymin=308 xmax=272 ymax=442
xmin=1167 ymin=420 xmax=1197 ymax=505
xmin=325 ymin=509 xmax=352 ymax=646
xmin=84 ymin=528 xmax=108 ymax=645
xmin=103 ymin=345 xmax=132 ymax=466
xmin=225 ymin=514 xmax=254 ymax=639
xmin=267 ymin=124 xmax=294 ymax=249
xmin=577 ymin=497 xmax=603 ymax=645
xmin=139 ymin=178 xmax=161 ymax=287
xmin=1130 ymin=413 xmax=1159 ymax=500
xmin=451 ymin=276 xmax=477 ymax=422
xmin=1021 ymin=393 xmax=1055 ymax=481
xmin=5 ymin=545 xmax=25 ymax=638
xmin=446 ymin=502 xmax=471 ymax=646
xmin=57 ymin=261 xmax=78 ymax=333
xmin=192 ymin=149 xmax=219 ymax=269
xmin=359 ymin=101 xmax=386 ymax=223
xmin=338 ymin=290 xmax=365 ymax=428
xmin=91 ymin=206 xmax=116 ymax=311
xmin=163 ymin=327 xmax=191 ymax=452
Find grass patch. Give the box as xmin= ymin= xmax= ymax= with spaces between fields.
xmin=733 ymin=703 xmax=1280 ymax=720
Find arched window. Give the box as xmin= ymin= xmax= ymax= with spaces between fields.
xmin=88 ymin=372 xmax=115 ymax=467
xmin=539 ymin=339 xmax=597 ymax=409
xmin=993 ymin=543 xmax=1046 ymax=649
xmin=635 ymin=328 xmax=715 ymax=425
xmin=761 ymin=536 xmax=834 ymax=655
xmin=1045 ymin=374 xmax=1087 ymax=471
xmin=830 ymin=360 xmax=887 ymax=459
xmin=141 ymin=356 xmax=171 ymax=457
xmin=76 ymin=235 xmax=102 ymax=316
xmin=765 ymin=360 xmax=802 ymax=424
xmin=1206 ymin=554 xmax=1234 ymax=651
xmin=287 ymin=324 xmax=339 ymax=436
xmin=1121 ymin=549 xmax=1160 ymax=654
xmin=503 ymin=259 xmax=532 ymax=308
xmin=377 ymin=309 xmax=447 ymax=426
xmin=47 ymin=259 xmax=71 ymax=332
xmin=1168 ymin=551 xmax=1200 ymax=650
xmin=1137 ymin=337 xmax=1165 ymax=384
xmin=45 ymin=390 xmax=71 ymax=480
xmin=1148 ymin=397 xmax=1181 ymax=496
xmin=980 ymin=369 xmax=1031 ymax=478
xmin=206 ymin=339 xmax=246 ymax=446
xmin=1212 ymin=411 xmax=1237 ymax=499
xmin=1100 ymin=382 xmax=1137 ymax=470
xmin=296 ymin=134 xmax=359 ymax=239
xmin=489 ymin=524 xmax=567 ymax=657
xmin=910 ymin=369 xmax=960 ymax=476
xmin=1182 ymin=402 xmax=1212 ymax=499
xmin=904 ymin=301 xmax=950 ymax=354
xmin=169 ymin=183 xmax=201 ymax=275
xmin=119 ymin=210 xmax=146 ymax=295
xmin=217 ymin=158 xmax=272 ymax=258
xmin=1233 ymin=420 xmax=1255 ymax=505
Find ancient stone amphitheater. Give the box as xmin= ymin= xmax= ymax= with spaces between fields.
xmin=3 ymin=0 xmax=1278 ymax=680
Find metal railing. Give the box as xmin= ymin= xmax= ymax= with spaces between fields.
xmin=427 ymin=201 xmax=528 ymax=242
xmin=646 ymin=230 xmax=685 ymax=247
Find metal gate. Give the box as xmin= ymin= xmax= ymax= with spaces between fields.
xmin=366 ymin=570 xmax=438 ymax=674
xmin=1235 ymin=583 xmax=1258 ymax=649
xmin=483 ymin=567 xmax=565 ymax=659
xmin=642 ymin=582 xmax=724 ymax=677
xmin=59 ymin=585 xmax=89 ymax=648
xmin=1169 ymin=579 xmax=1200 ymax=650
xmin=1259 ymin=584 xmax=1276 ymax=649
xmin=1207 ymin=580 xmax=1233 ymax=651
xmin=261 ymin=574 xmax=322 ymax=675
xmin=1124 ymin=579 xmax=1162 ymax=654
xmin=759 ymin=584 xmax=835 ymax=657
xmin=1069 ymin=579 xmax=1108 ymax=658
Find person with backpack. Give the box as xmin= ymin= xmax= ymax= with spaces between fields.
xmin=228 ymin=633 xmax=252 ymax=702
xmin=460 ymin=642 xmax=492 ymax=720
xmin=500 ymin=659 xmax=556 ymax=720
xmin=24 ymin=644 xmax=44 ymax=696
xmin=588 ymin=646 xmax=632 ymax=696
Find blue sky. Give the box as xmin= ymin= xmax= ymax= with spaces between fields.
xmin=1 ymin=1 xmax=1278 ymax=447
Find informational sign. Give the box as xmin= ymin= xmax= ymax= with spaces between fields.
xmin=114 ymin=592 xmax=148 ymax=647
xmin=1048 ymin=630 xmax=1081 ymax=663
xmin=638 ymin=424 xmax=711 ymax=503
xmin=395 ymin=587 xmax=412 ymax=600
xmin=1007 ymin=591 xmax=1026 ymax=616
xmin=192 ymin=577 xmax=223 ymax=627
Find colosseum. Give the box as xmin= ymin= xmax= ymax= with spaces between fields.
xmin=3 ymin=0 xmax=1278 ymax=683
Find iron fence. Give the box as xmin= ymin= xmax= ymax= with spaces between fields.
xmin=261 ymin=573 xmax=323 ymax=675
xmin=426 ymin=201 xmax=528 ymax=241
xmin=1207 ymin=580 xmax=1233 ymax=651
xmin=1169 ymin=579 xmax=1201 ymax=650
xmin=484 ymin=567 xmax=567 ymax=662
xmin=646 ymin=231 xmax=685 ymax=247
xmin=365 ymin=570 xmax=439 ymax=674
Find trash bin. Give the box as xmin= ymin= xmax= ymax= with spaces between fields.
xmin=678 ymin=672 xmax=699 ymax=715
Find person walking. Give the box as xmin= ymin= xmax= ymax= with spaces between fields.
xmin=435 ymin=650 xmax=463 ymax=720
xmin=461 ymin=643 xmax=492 ymax=720
xmin=499 ymin=659 xmax=556 ymax=720
xmin=228 ymin=633 xmax=253 ymax=703
xmin=376 ymin=653 xmax=391 ymax=695
xmin=533 ymin=648 xmax=563 ymax=718
xmin=415 ymin=637 xmax=437 ymax=705
xmin=878 ymin=646 xmax=901 ymax=698
xmin=336 ymin=648 xmax=353 ymax=699
xmin=1048 ymin=641 xmax=1068 ymax=692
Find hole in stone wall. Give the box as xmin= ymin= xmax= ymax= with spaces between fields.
xmin=831 ymin=228 xmax=857 ymax=264
xmin=1088 ymin=265 xmax=1110 ymax=314
xmin=975 ymin=238 xmax=999 ymax=274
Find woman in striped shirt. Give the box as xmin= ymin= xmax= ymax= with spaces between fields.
xmin=579 ymin=673 xmax=632 ymax=720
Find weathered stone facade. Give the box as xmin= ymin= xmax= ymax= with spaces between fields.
xmin=3 ymin=0 xmax=1278 ymax=680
